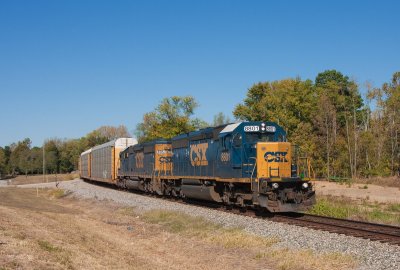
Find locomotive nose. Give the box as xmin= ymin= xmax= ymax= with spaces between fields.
xmin=256 ymin=142 xmax=292 ymax=179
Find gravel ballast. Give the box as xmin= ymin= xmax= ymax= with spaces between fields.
xmin=17 ymin=179 xmax=400 ymax=270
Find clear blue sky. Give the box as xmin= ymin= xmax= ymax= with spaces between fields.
xmin=1 ymin=0 xmax=399 ymax=147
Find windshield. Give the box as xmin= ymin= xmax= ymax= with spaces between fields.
xmin=245 ymin=133 xmax=275 ymax=143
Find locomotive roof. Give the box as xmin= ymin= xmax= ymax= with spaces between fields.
xmin=220 ymin=122 xmax=242 ymax=133
xmin=171 ymin=121 xmax=285 ymax=142
xmin=132 ymin=139 xmax=171 ymax=150
xmin=171 ymin=125 xmax=230 ymax=142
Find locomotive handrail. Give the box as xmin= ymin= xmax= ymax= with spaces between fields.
xmin=249 ymin=157 xmax=257 ymax=191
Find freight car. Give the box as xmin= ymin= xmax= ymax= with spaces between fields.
xmin=79 ymin=138 xmax=137 ymax=183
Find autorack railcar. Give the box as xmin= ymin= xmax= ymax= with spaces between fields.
xmin=79 ymin=138 xmax=137 ymax=183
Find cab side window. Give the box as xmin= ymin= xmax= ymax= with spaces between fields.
xmin=224 ymin=135 xmax=231 ymax=149
xmin=232 ymin=133 xmax=242 ymax=147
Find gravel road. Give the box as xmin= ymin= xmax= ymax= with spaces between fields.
xmin=17 ymin=179 xmax=400 ymax=270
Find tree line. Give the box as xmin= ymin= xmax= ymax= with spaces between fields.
xmin=0 ymin=126 xmax=130 ymax=177
xmin=1 ymin=70 xmax=398 ymax=179
xmin=233 ymin=70 xmax=400 ymax=178
xmin=135 ymin=70 xmax=400 ymax=179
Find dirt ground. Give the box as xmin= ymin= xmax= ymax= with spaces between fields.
xmin=0 ymin=187 xmax=279 ymax=270
xmin=313 ymin=180 xmax=400 ymax=204
xmin=3 ymin=174 xmax=78 ymax=186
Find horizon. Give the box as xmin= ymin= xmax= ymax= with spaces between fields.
xmin=1 ymin=0 xmax=399 ymax=147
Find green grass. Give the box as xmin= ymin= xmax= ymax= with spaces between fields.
xmin=37 ymin=240 xmax=73 ymax=268
xmin=308 ymin=196 xmax=400 ymax=225
xmin=386 ymin=203 xmax=400 ymax=212
xmin=308 ymin=197 xmax=358 ymax=219
xmin=38 ymin=240 xmax=62 ymax=252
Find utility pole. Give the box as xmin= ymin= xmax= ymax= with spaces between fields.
xmin=43 ymin=142 xmax=46 ymax=183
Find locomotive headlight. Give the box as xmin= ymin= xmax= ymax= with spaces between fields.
xmin=302 ymin=183 xmax=309 ymax=189
xmin=272 ymin=183 xmax=279 ymax=189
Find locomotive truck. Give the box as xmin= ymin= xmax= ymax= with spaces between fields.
xmin=80 ymin=121 xmax=315 ymax=212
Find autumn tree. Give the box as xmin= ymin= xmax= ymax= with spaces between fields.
xmin=234 ymin=78 xmax=318 ymax=163
xmin=43 ymin=139 xmax=60 ymax=174
xmin=315 ymin=70 xmax=364 ymax=178
xmin=135 ymin=96 xmax=206 ymax=142
xmin=382 ymin=72 xmax=400 ymax=175
xmin=234 ymin=71 xmax=366 ymax=178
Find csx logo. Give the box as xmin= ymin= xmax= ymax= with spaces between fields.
xmin=190 ymin=142 xmax=208 ymax=166
xmin=264 ymin=151 xmax=288 ymax=163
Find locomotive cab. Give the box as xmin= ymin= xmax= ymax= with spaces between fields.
xmin=228 ymin=122 xmax=316 ymax=212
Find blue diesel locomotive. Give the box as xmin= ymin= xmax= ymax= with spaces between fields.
xmin=116 ymin=121 xmax=315 ymax=212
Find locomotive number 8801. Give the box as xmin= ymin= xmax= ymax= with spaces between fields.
xmin=80 ymin=121 xmax=316 ymax=212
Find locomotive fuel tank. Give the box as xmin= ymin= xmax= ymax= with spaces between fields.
xmin=181 ymin=179 xmax=222 ymax=202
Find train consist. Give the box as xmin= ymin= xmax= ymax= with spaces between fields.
xmin=80 ymin=122 xmax=315 ymax=212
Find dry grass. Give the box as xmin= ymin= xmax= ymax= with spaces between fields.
xmin=256 ymin=249 xmax=357 ymax=270
xmin=143 ymin=210 xmax=357 ymax=270
xmin=0 ymin=188 xmax=358 ymax=270
xmin=143 ymin=210 xmax=278 ymax=249
xmin=7 ymin=173 xmax=79 ymax=185
xmin=350 ymin=176 xmax=400 ymax=188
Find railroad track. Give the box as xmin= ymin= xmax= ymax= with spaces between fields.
xmin=171 ymin=198 xmax=400 ymax=246
xmin=270 ymin=213 xmax=400 ymax=246
xmin=86 ymin=180 xmax=400 ymax=246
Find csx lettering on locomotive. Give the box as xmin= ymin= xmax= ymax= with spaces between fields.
xmin=190 ymin=142 xmax=208 ymax=166
xmin=264 ymin=151 xmax=288 ymax=163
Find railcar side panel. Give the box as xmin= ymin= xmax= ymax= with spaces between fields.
xmin=88 ymin=138 xmax=137 ymax=183
xmin=79 ymin=149 xmax=91 ymax=179
xmin=91 ymin=144 xmax=113 ymax=182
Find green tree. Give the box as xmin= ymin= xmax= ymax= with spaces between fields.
xmin=135 ymin=96 xmax=205 ymax=142
xmin=234 ymin=71 xmax=367 ymax=178
xmin=84 ymin=130 xmax=108 ymax=147
xmin=59 ymin=139 xmax=85 ymax=172
xmin=44 ymin=139 xmax=60 ymax=174
xmin=234 ymin=78 xmax=316 ymax=136
xmin=234 ymin=78 xmax=318 ymax=151
xmin=9 ymin=138 xmax=31 ymax=175
xmin=381 ymin=72 xmax=400 ymax=175
xmin=0 ymin=147 xmax=6 ymax=176
xmin=3 ymin=146 xmax=11 ymax=174
xmin=213 ymin=112 xmax=231 ymax=126
xmin=29 ymin=147 xmax=43 ymax=174
xmin=314 ymin=70 xmax=364 ymax=178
